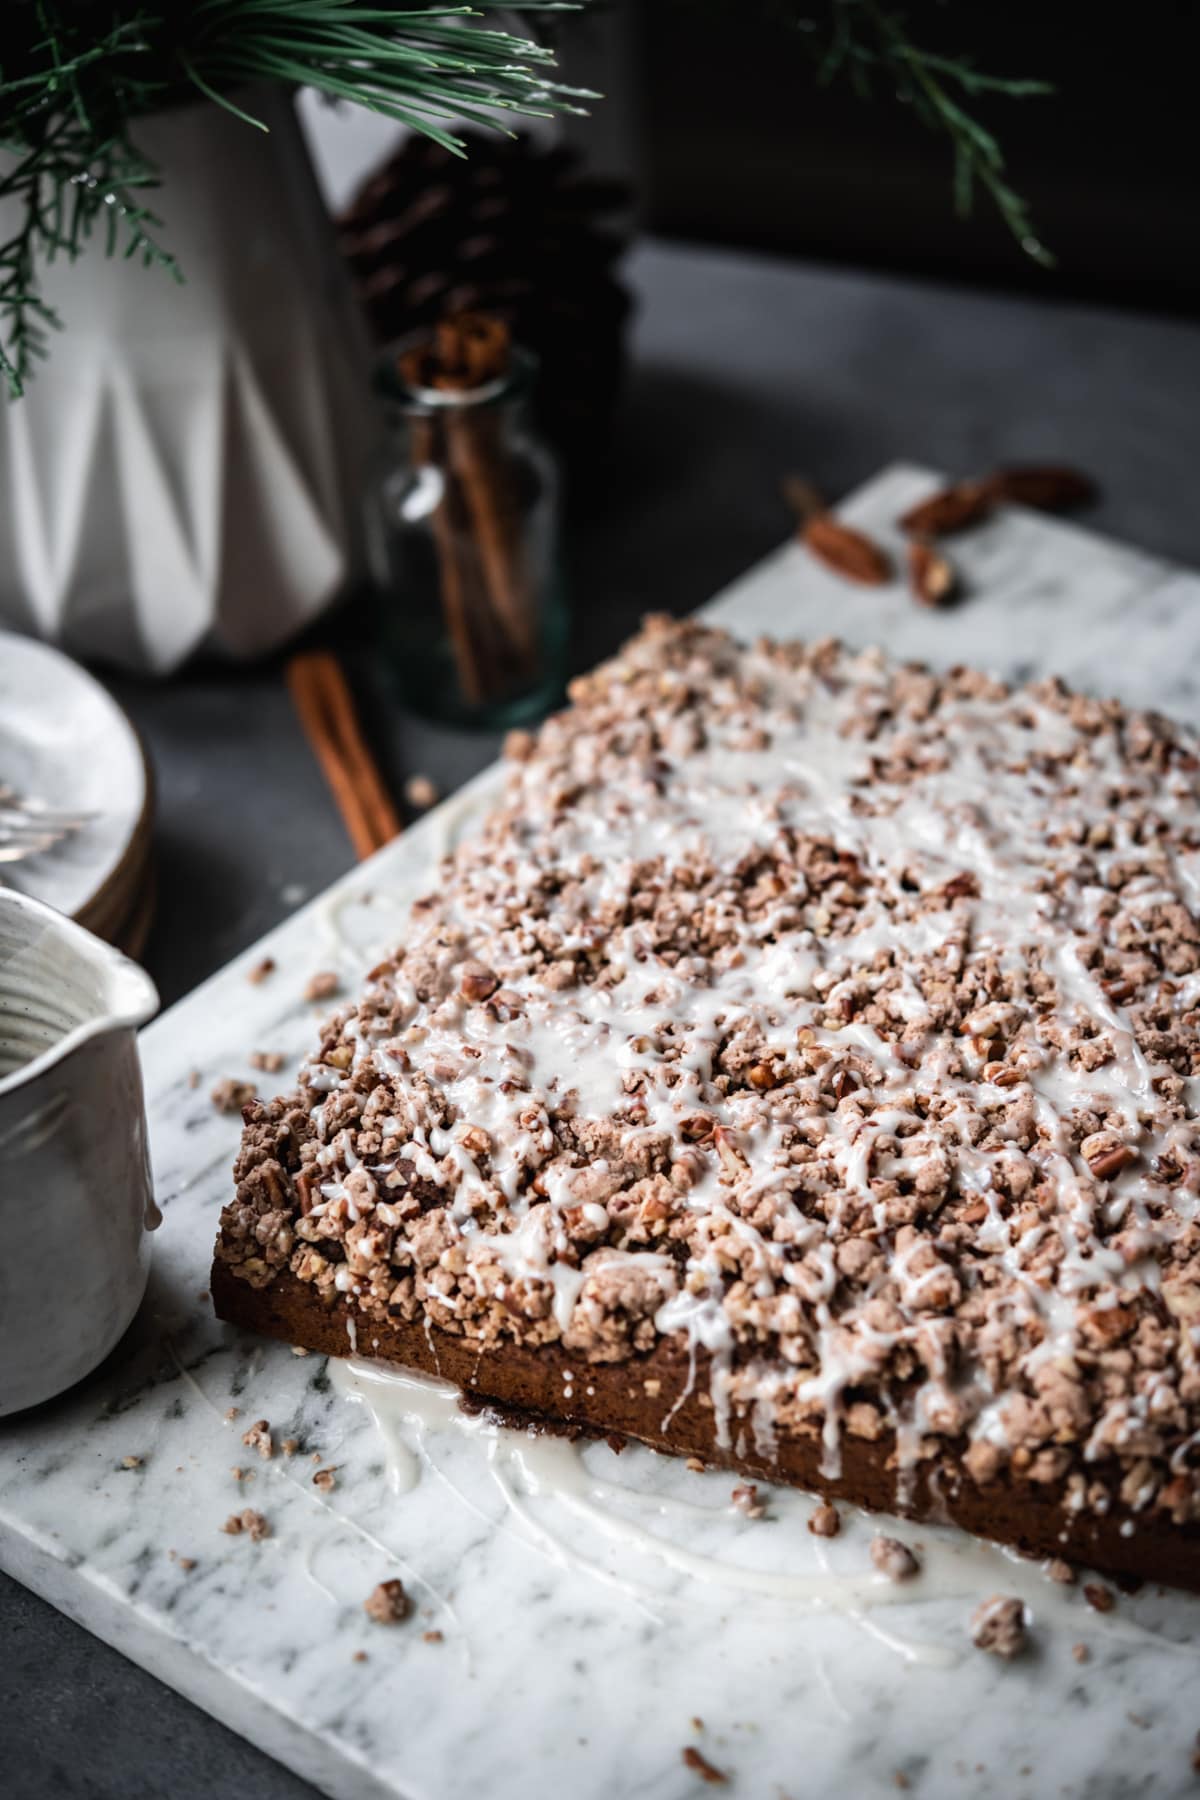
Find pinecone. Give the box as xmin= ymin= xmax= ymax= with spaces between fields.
xmin=337 ymin=132 xmax=632 ymax=468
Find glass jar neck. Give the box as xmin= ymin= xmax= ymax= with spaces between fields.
xmin=374 ymin=342 xmax=535 ymax=439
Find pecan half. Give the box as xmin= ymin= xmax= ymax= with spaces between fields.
xmin=802 ymin=514 xmax=892 ymax=585
xmin=898 ymin=482 xmax=992 ymax=538
xmin=980 ymin=464 xmax=1097 ymax=513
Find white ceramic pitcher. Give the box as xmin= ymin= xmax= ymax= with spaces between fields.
xmin=0 ymin=890 xmax=159 ymax=1415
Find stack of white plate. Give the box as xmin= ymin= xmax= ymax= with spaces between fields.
xmin=0 ymin=633 xmax=154 ymax=956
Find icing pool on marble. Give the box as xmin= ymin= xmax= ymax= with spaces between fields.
xmin=329 ymin=1356 xmax=1196 ymax=1675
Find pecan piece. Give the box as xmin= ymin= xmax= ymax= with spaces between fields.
xmin=802 ymin=514 xmax=892 ymax=586
xmin=898 ymin=481 xmax=992 ymax=538
xmin=970 ymin=1594 xmax=1027 ymax=1659
xmin=980 ymin=464 xmax=1097 ymax=513
xmin=681 ymin=1746 xmax=728 ymax=1785
xmin=907 ymin=538 xmax=958 ymax=608
xmin=364 ymin=1578 xmax=410 ymax=1624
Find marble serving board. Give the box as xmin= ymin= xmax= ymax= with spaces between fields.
xmin=5 ymin=462 xmax=1200 ymax=1800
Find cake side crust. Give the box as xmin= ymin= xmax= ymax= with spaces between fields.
xmin=211 ymin=1259 xmax=1200 ymax=1594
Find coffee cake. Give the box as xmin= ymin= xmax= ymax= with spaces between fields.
xmin=213 ymin=617 xmax=1200 ymax=1587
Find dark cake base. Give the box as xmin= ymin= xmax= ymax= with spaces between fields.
xmin=211 ymin=1262 xmax=1200 ymax=1595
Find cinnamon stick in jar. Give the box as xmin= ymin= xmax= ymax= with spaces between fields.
xmin=397 ymin=314 xmax=536 ymax=697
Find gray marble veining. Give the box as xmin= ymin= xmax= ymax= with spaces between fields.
xmin=3 ymin=464 xmax=1200 ymax=1800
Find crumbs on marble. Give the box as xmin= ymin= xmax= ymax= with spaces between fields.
xmin=685 ymin=1456 xmax=705 ymax=1474
xmin=1045 ymin=1557 xmax=1076 ymax=1584
xmin=247 ymin=957 xmax=276 ymax=985
xmin=970 ymin=1595 xmax=1028 ymax=1659
xmin=730 ymin=1483 xmax=766 ymax=1519
xmin=681 ymin=1745 xmax=727 ymax=1785
xmin=364 ymin=1579 xmax=410 ymax=1624
xmin=241 ymin=1418 xmax=275 ymax=1460
xmin=281 ymin=1437 xmax=300 ymax=1457
xmin=893 ymin=1776 xmax=911 ymax=1793
xmin=168 ymin=1550 xmax=197 ymax=1572
xmin=290 ymin=1345 xmax=310 ymax=1357
xmin=249 ymin=1050 xmax=286 ymax=1074
xmin=870 ymin=1535 xmax=920 ymax=1581
xmin=353 ymin=1650 xmax=368 ymax=1664
xmin=1072 ymin=1642 xmax=1090 ymax=1664
xmin=221 ymin=1509 xmax=271 ymax=1540
xmin=305 ymin=970 xmax=341 ymax=1003
xmin=187 ymin=1068 xmax=201 ymax=1090
xmin=1084 ymin=1582 xmax=1115 ymax=1613
xmin=405 ymin=773 xmax=440 ymax=811
xmin=808 ymin=1502 xmax=840 ymax=1538
xmin=211 ymin=1076 xmax=257 ymax=1115
xmin=120 ymin=1455 xmax=143 ymax=1470
xmin=423 ymin=1629 xmax=444 ymax=1644
xmin=224 ymin=1406 xmax=241 ymax=1422
xmin=312 ymin=1466 xmax=338 ymax=1492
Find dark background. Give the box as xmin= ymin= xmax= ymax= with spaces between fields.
xmin=624 ymin=1 xmax=1200 ymax=312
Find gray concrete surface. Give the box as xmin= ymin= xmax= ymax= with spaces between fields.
xmin=4 ymin=237 xmax=1200 ymax=1798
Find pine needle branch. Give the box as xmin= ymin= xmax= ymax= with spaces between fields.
xmin=0 ymin=0 xmax=596 ymax=396
xmin=727 ymin=0 xmax=1053 ymax=263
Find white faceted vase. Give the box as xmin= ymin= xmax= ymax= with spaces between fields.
xmin=0 ymin=91 xmax=374 ymax=674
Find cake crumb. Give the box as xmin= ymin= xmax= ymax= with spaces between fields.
xmin=120 ymin=1455 xmax=143 ymax=1470
xmin=186 ymin=1068 xmax=201 ymax=1089
xmin=177 ymin=1556 xmax=196 ymax=1572
xmin=224 ymin=1407 xmax=241 ymax=1422
xmin=281 ymin=1437 xmax=300 ymax=1457
xmin=405 ymin=773 xmax=440 ymax=811
xmin=685 ymin=1457 xmax=705 ymax=1474
xmin=423 ymin=1629 xmax=444 ymax=1644
xmin=241 ymin=1419 xmax=274 ymax=1460
xmin=291 ymin=1345 xmax=310 ymax=1357
xmin=364 ymin=1579 xmax=410 ymax=1624
xmin=249 ymin=1050 xmax=286 ymax=1073
xmin=230 ymin=1466 xmax=245 ymax=1482
xmin=1072 ymin=1642 xmax=1090 ymax=1664
xmin=1045 ymin=1557 xmax=1076 ymax=1584
xmin=305 ymin=970 xmax=340 ymax=1003
xmin=681 ymin=1745 xmax=727 ymax=1785
xmin=808 ymin=1502 xmax=841 ymax=1539
xmin=894 ymin=1775 xmax=911 ymax=1792
xmin=970 ymin=1595 xmax=1028 ymax=1659
xmin=313 ymin=1466 xmax=338 ymax=1493
xmin=643 ymin=1378 xmax=662 ymax=1397
xmin=1084 ymin=1582 xmax=1115 ymax=1613
xmin=221 ymin=1509 xmax=270 ymax=1540
xmin=247 ymin=956 xmax=276 ymax=985
xmin=730 ymin=1482 xmax=766 ymax=1519
xmin=1191 ymin=1732 xmax=1200 ymax=1773
xmin=870 ymin=1535 xmax=920 ymax=1581
xmin=353 ymin=1650 xmax=368 ymax=1664
xmin=211 ymin=1077 xmax=257 ymax=1114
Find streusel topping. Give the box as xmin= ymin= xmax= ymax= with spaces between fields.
xmin=219 ymin=617 xmax=1200 ymax=1520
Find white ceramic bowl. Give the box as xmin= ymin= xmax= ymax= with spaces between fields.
xmin=0 ymin=890 xmax=159 ymax=1415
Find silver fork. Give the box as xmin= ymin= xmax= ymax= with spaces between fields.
xmin=0 ymin=785 xmax=96 ymax=863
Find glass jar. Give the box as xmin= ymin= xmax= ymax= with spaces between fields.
xmin=367 ymin=345 xmax=567 ymax=728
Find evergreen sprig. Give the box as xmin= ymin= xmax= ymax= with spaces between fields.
xmin=0 ymin=1 xmax=592 ymax=396
xmin=773 ymin=1 xmax=1054 ymax=262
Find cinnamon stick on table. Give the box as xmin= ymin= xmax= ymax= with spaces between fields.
xmin=285 ymin=653 xmax=402 ymax=861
